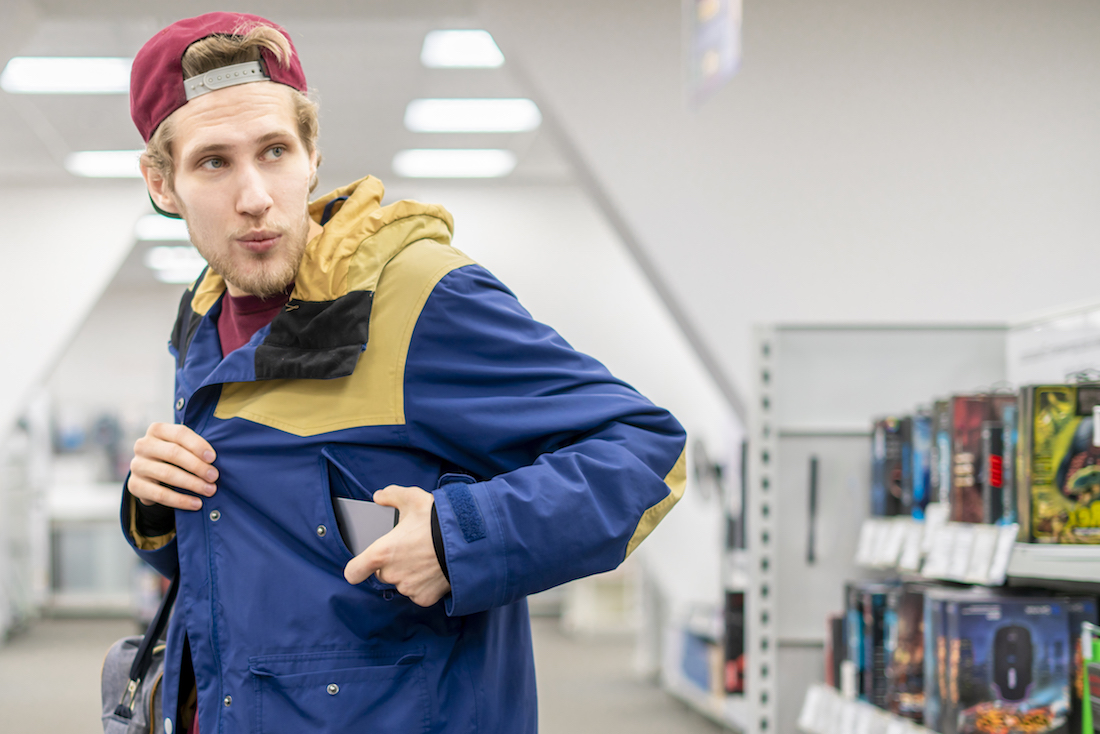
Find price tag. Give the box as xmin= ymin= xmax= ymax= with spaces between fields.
xmin=898 ymin=521 xmax=925 ymax=572
xmin=922 ymin=503 xmax=950 ymax=554
xmin=986 ymin=524 xmax=1019 ymax=585
xmin=879 ymin=519 xmax=910 ymax=568
xmin=799 ymin=685 xmax=824 ymax=732
xmin=964 ymin=525 xmax=1000 ymax=584
xmin=948 ymin=524 xmax=976 ymax=580
xmin=856 ymin=520 xmax=878 ymax=566
xmin=839 ymin=699 xmax=859 ymax=734
xmin=921 ymin=523 xmax=956 ymax=578
xmin=885 ymin=721 xmax=908 ymax=734
xmin=854 ymin=704 xmax=877 ymax=734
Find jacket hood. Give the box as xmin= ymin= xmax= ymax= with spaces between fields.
xmin=173 ymin=177 xmax=456 ymax=381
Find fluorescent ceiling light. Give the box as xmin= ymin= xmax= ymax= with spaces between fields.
xmin=421 ymin=30 xmax=504 ymax=68
xmin=135 ymin=214 xmax=189 ymax=242
xmin=144 ymin=245 xmax=207 ymax=284
xmin=65 ymin=150 xmax=143 ymax=178
xmin=405 ymin=99 xmax=541 ymax=133
xmin=393 ymin=149 xmax=516 ymax=178
xmin=0 ymin=57 xmax=131 ymax=94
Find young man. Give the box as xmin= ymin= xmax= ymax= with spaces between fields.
xmin=122 ymin=12 xmax=686 ymax=733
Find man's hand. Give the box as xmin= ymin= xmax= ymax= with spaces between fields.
xmin=344 ymin=485 xmax=451 ymax=607
xmin=128 ymin=423 xmax=218 ymax=511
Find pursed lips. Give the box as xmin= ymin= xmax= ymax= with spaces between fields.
xmin=237 ymin=230 xmax=280 ymax=254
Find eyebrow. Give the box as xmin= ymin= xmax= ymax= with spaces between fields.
xmin=185 ymin=130 xmax=296 ymax=161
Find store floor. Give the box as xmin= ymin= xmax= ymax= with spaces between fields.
xmin=0 ymin=615 xmax=725 ymax=733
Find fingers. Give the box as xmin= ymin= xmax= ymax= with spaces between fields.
xmin=344 ymin=543 xmax=386 ymax=585
xmin=149 ymin=422 xmax=216 ymax=464
xmin=129 ymin=422 xmax=218 ymax=512
xmin=127 ymin=473 xmax=204 ymax=511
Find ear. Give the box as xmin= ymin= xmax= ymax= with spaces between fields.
xmin=140 ymin=162 xmax=181 ymax=217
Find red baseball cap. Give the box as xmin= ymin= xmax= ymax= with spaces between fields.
xmin=130 ymin=12 xmax=307 ymax=143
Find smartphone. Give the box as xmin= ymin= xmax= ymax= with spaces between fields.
xmin=332 ymin=497 xmax=399 ymax=555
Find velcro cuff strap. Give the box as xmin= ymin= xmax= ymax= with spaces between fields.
xmin=442 ymin=481 xmax=486 ymax=543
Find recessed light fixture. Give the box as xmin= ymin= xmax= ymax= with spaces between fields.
xmin=421 ymin=30 xmax=504 ymax=69
xmin=135 ymin=214 xmax=189 ymax=242
xmin=64 ymin=150 xmax=143 ymax=178
xmin=0 ymin=57 xmax=131 ymax=94
xmin=405 ymin=99 xmax=541 ymax=133
xmin=393 ymin=149 xmax=517 ymax=178
xmin=143 ymin=245 xmax=207 ymax=284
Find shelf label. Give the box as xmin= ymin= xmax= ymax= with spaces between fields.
xmin=898 ymin=521 xmax=924 ymax=572
xmin=948 ymin=525 xmax=976 ymax=580
xmin=986 ymin=524 xmax=1019 ymax=585
xmin=921 ymin=523 xmax=956 ymax=578
xmin=855 ymin=520 xmax=878 ymax=566
xmin=798 ymin=684 xmax=824 ymax=733
xmin=964 ymin=525 xmax=1000 ymax=584
xmin=922 ymin=503 xmax=949 ymax=554
xmin=879 ymin=519 xmax=910 ymax=567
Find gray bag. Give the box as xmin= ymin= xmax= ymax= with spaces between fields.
xmin=101 ymin=576 xmax=177 ymax=734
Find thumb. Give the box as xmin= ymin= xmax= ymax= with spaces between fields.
xmin=371 ymin=484 xmax=413 ymax=510
xmin=344 ymin=545 xmax=383 ymax=585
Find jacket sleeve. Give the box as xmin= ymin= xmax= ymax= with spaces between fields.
xmin=120 ymin=479 xmax=180 ymax=580
xmin=403 ymin=264 xmax=687 ymax=617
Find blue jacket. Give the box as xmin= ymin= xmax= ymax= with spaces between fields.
xmin=122 ymin=176 xmax=686 ymax=733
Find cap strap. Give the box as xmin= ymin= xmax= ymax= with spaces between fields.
xmin=183 ymin=61 xmax=269 ymax=100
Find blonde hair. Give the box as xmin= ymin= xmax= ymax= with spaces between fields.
xmin=141 ymin=23 xmax=321 ymax=192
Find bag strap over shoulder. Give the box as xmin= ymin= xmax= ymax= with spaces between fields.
xmin=114 ymin=575 xmax=178 ymax=720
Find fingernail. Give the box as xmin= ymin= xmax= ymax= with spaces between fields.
xmin=206 ymin=469 xmax=218 ymax=481
xmin=191 ymin=499 xmax=203 ymax=510
xmin=205 ymin=483 xmax=217 ymax=495
xmin=203 ymin=450 xmax=215 ymax=462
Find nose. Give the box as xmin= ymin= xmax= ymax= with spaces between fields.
xmin=235 ymin=162 xmax=273 ymax=218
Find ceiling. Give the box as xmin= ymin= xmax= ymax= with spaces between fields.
xmin=0 ymin=0 xmax=574 ymax=288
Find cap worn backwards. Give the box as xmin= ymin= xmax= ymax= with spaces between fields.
xmin=129 ymin=12 xmax=308 ymax=144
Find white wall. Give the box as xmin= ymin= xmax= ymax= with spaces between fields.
xmin=479 ymin=0 xmax=1100 ymax=409
xmin=0 ymin=183 xmax=148 ymax=443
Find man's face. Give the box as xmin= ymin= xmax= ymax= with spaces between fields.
xmin=143 ymin=82 xmax=318 ymax=298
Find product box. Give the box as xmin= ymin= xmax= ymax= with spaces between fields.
xmin=999 ymin=400 xmax=1020 ymax=526
xmin=912 ymin=411 xmax=933 ymax=520
xmin=933 ymin=400 xmax=954 ymax=508
xmin=845 ymin=582 xmax=866 ymax=699
xmin=723 ymin=591 xmax=745 ymax=694
xmin=1067 ymin=598 xmax=1098 ymax=733
xmin=873 ymin=418 xmax=907 ymax=517
xmin=982 ymin=421 xmax=1006 ymax=524
xmin=944 ymin=596 xmax=1070 ymax=734
xmin=865 ymin=585 xmax=892 ymax=707
xmin=826 ymin=612 xmax=845 ymax=690
xmin=886 ymin=585 xmax=926 ymax=723
xmin=952 ymin=395 xmax=995 ymax=523
xmin=925 ymin=591 xmax=949 ymax=732
xmin=1021 ymin=384 xmax=1100 ymax=543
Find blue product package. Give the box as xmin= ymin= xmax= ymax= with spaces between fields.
xmin=947 ymin=597 xmax=1070 ymax=734
xmin=912 ymin=412 xmax=933 ymax=520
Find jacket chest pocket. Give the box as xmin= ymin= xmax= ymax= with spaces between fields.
xmin=249 ymin=650 xmax=429 ymax=733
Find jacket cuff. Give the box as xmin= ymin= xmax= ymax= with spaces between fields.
xmin=430 ymin=503 xmax=449 ymax=582
xmin=432 ymin=477 xmax=504 ymax=617
xmin=122 ymin=478 xmax=177 ymax=551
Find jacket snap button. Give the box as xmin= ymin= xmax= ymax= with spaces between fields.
xmin=316 ymin=525 xmax=327 ymax=537
xmin=327 ymin=684 xmax=339 ymax=695
xmin=175 ymin=398 xmax=184 ymax=410
xmin=224 ymin=695 xmax=232 ymax=707
xmin=209 ymin=510 xmax=221 ymax=522
xmin=383 ymin=590 xmax=395 ymax=601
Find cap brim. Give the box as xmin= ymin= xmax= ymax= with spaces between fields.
xmin=149 ymin=193 xmax=183 ymax=219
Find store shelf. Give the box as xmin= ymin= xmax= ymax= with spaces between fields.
xmin=798 ymin=684 xmax=934 ymax=734
xmin=1006 ymin=543 xmax=1100 ymax=583
xmin=663 ymin=674 xmax=747 ymax=732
